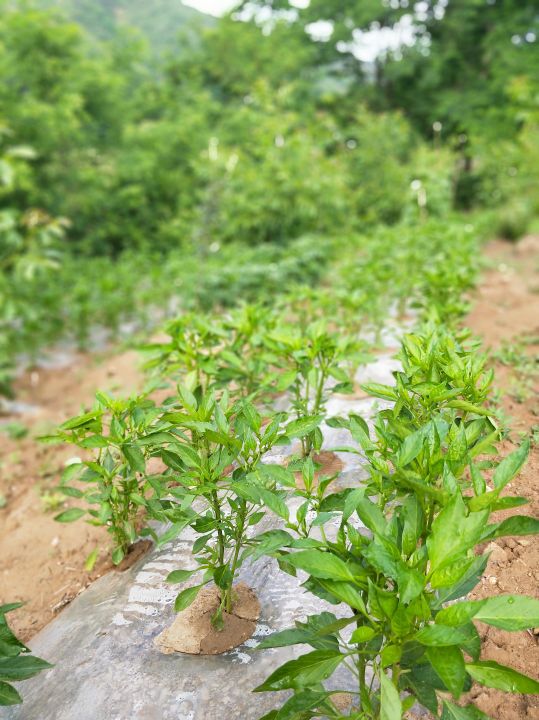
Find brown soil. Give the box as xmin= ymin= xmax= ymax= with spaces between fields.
xmin=154 ymin=583 xmax=260 ymax=655
xmin=0 ymin=346 xmax=144 ymax=640
xmin=461 ymin=236 xmax=539 ymax=720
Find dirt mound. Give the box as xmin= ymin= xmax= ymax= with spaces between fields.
xmin=155 ymin=583 xmax=260 ymax=655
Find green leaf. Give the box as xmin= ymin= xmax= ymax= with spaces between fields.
xmin=259 ymin=613 xmax=351 ymax=651
xmin=401 ymin=495 xmax=423 ymax=556
xmin=430 ymin=555 xmax=481 ymax=590
xmin=404 ymin=676 xmax=438 ymax=714
xmin=284 ymin=550 xmax=355 ymax=582
xmin=350 ymin=626 xmax=376 ymax=643
xmin=361 ymin=383 xmax=398 ymax=400
xmin=259 ymin=711 xmax=277 ymax=720
xmin=470 ymin=464 xmax=486 ymax=496
xmin=84 ymin=547 xmax=99 ymax=572
xmin=0 ymin=680 xmax=22 ymax=706
xmin=79 ymin=435 xmax=109 ymax=449
xmin=489 ymin=496 xmax=528 ymax=511
xmin=472 ymin=594 xmax=539 ymax=631
xmin=160 ymin=449 xmax=185 ymax=471
xmin=214 ymin=564 xmax=233 ymax=590
xmin=484 ymin=515 xmax=539 ymax=540
xmin=318 ymin=580 xmax=368 ymax=614
xmin=492 ymin=440 xmax=529 ymax=491
xmin=58 ymin=486 xmax=84 ymax=499
xmin=60 ymin=410 xmax=102 ymax=431
xmin=274 ymin=690 xmax=334 ymax=720
xmin=381 ymin=644 xmax=402 ymax=669
xmin=258 ymin=627 xmax=315 ymax=650
xmin=466 ymin=660 xmax=539 ymax=693
xmin=179 ymin=385 xmax=198 ymax=412
xmin=326 ymin=416 xmax=349 ymax=429
xmin=363 ymin=540 xmax=424 ymax=603
xmin=436 ymin=595 xmax=539 ymax=631
xmin=343 ymin=488 xmax=365 ymax=522
xmin=122 ymin=443 xmax=146 ymax=473
xmin=276 ymin=370 xmax=297 ymax=391
xmin=258 ymin=488 xmax=289 ymax=521
xmin=434 ymin=554 xmax=489 ymax=606
xmin=254 ymin=649 xmax=344 ymax=691
xmin=166 ymin=569 xmax=197 ymax=584
xmin=380 ymin=670 xmax=403 ymax=720
xmin=111 ymin=547 xmax=125 ymax=565
xmin=354 ymin=496 xmax=387 ymax=536
xmin=447 ymin=400 xmax=493 ymax=417
xmin=0 ymin=655 xmax=52 ymax=682
xmin=426 ymin=645 xmax=466 ymax=698
xmin=416 ymin=624 xmax=476 ymax=647
xmin=258 ymin=463 xmax=296 ymax=488
xmin=397 ymin=427 xmax=426 ymax=466
xmin=349 ymin=417 xmax=376 ymax=451
xmin=61 ymin=462 xmax=84 ymax=483
xmin=95 ymin=391 xmax=114 ymax=409
xmin=54 ymin=507 xmax=86 ymax=523
xmin=137 ymin=431 xmax=176 ymax=446
xmin=427 ymin=494 xmax=488 ymax=573
xmin=174 ymin=584 xmax=203 ymax=612
xmin=441 ymin=700 xmax=491 ymax=719
xmin=285 ymin=415 xmax=324 ymax=438
xmin=249 ymin=530 xmax=293 ymax=561
xmin=0 ymin=603 xmax=23 ymax=615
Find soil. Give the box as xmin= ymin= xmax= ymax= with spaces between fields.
xmin=154 ymin=583 xmax=260 ymax=655
xmin=459 ymin=235 xmax=539 ymax=720
xmin=0 ymin=346 xmax=145 ymax=640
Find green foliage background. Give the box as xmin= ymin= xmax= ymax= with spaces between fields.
xmin=0 ymin=0 xmax=538 ymax=379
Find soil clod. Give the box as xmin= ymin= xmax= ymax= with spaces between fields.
xmin=155 ymin=583 xmax=260 ymax=655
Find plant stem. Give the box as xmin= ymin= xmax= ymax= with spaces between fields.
xmin=210 ymin=489 xmax=226 ymax=565
xmin=224 ymin=500 xmax=248 ymax=613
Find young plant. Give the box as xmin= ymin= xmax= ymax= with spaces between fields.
xmin=142 ymin=313 xmax=227 ymax=393
xmin=146 ymin=386 xmax=292 ymax=626
xmin=253 ymin=328 xmax=539 ymax=720
xmin=143 ymin=304 xmax=276 ymax=403
xmin=351 ymin=324 xmax=501 ymax=514
xmin=216 ymin=302 xmax=276 ymax=400
xmin=0 ymin=603 xmax=51 ymax=706
xmin=255 ymin=426 xmax=539 ymax=720
xmin=48 ymin=392 xmax=164 ymax=566
xmin=265 ymin=320 xmax=362 ymax=458
xmin=363 ymin=323 xmax=495 ymax=421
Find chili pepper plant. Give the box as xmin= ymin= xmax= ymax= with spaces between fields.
xmin=49 ymin=392 xmax=166 ymax=567
xmin=265 ymin=320 xmax=364 ymax=458
xmin=254 ymin=329 xmax=539 ymax=720
xmin=145 ymin=385 xmax=294 ymax=627
xmin=0 ymin=603 xmax=51 ymax=706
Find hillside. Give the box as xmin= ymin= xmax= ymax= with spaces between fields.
xmin=38 ymin=0 xmax=213 ymax=50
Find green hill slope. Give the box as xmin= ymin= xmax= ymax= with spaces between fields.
xmin=38 ymin=0 xmax=213 ymax=49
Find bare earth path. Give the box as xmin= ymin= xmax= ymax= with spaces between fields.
xmin=462 ymin=236 xmax=539 ymax=720
xmin=0 ymin=347 xmax=144 ymax=639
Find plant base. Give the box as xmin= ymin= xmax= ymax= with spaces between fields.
xmin=154 ymin=582 xmax=260 ymax=655
xmin=115 ymin=539 xmax=153 ymax=572
xmin=293 ymin=451 xmax=343 ymax=489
